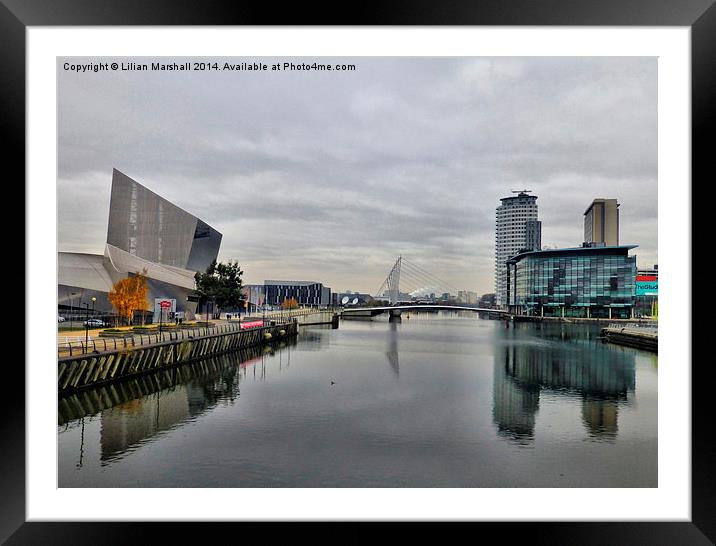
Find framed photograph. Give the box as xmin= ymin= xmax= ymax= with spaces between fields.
xmin=10 ymin=0 xmax=710 ymax=542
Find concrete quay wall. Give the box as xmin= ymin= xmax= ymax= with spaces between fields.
xmin=57 ymin=322 xmax=298 ymax=394
xmin=513 ymin=315 xmax=657 ymax=326
xmin=601 ymin=326 xmax=658 ymax=352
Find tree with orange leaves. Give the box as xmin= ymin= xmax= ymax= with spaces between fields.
xmin=108 ymin=268 xmax=150 ymax=325
xmin=281 ymin=297 xmax=299 ymax=310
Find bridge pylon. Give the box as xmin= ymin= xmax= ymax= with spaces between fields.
xmin=387 ymin=256 xmax=402 ymax=305
xmin=375 ymin=255 xmax=464 ymax=305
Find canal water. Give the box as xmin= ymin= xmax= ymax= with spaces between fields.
xmin=58 ymin=313 xmax=658 ymax=487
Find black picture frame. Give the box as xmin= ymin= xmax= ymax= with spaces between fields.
xmin=6 ymin=0 xmax=710 ymax=543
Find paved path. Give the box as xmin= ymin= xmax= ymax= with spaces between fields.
xmin=58 ymin=320 xmax=241 ymax=357
xmin=57 ymin=308 xmax=332 ymax=357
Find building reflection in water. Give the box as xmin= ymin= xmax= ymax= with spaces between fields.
xmin=58 ymin=339 xmax=296 ymax=464
xmin=493 ymin=323 xmax=636 ymax=445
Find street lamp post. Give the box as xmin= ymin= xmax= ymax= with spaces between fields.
xmin=203 ymin=299 xmax=211 ymax=328
xmin=82 ymin=302 xmax=90 ymax=352
xmin=70 ymin=292 xmax=78 ymax=325
xmin=263 ymin=285 xmax=267 ymax=325
xmin=81 ymin=297 xmax=98 ymax=353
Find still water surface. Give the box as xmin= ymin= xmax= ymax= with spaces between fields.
xmin=58 ymin=314 xmax=657 ymax=487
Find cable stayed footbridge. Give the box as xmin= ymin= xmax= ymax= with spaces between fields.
xmin=374 ymin=256 xmax=463 ymax=305
xmin=342 ymin=256 xmax=506 ymax=318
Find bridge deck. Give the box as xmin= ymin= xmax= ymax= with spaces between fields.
xmin=341 ymin=305 xmax=506 ymax=314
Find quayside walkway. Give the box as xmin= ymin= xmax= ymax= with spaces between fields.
xmin=57 ymin=320 xmax=298 ymax=394
xmin=57 ymin=307 xmax=336 ymax=357
xmin=601 ymin=324 xmax=658 ymax=352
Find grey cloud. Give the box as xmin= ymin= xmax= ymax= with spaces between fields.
xmin=58 ymin=56 xmax=658 ymax=293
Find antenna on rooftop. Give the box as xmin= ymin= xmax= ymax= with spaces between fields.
xmin=512 ymin=189 xmax=533 ymax=194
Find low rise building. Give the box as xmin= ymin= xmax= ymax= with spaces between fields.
xmin=635 ymin=265 xmax=658 ymax=318
xmin=333 ymin=292 xmax=374 ymax=306
xmin=264 ymin=280 xmax=331 ymax=307
xmin=457 ymin=290 xmax=479 ymax=304
xmin=478 ymin=293 xmax=496 ymax=308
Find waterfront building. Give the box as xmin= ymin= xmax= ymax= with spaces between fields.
xmin=58 ymin=169 xmax=223 ymax=321
xmin=478 ymin=293 xmax=496 ymax=308
xmin=635 ymin=265 xmax=658 ymax=318
xmin=332 ymin=292 xmax=374 ymax=306
xmin=264 ymin=280 xmax=331 ymax=307
xmin=381 ymin=290 xmax=413 ymax=302
xmin=107 ymin=168 xmax=222 ymax=271
xmin=243 ymin=284 xmax=266 ymax=312
xmin=495 ymin=190 xmax=540 ymax=308
xmin=505 ymin=245 xmax=637 ymax=318
xmin=584 ymin=198 xmax=620 ymax=247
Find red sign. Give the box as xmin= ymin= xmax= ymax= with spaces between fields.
xmin=159 ymin=300 xmax=172 ymax=310
xmin=637 ymin=275 xmax=657 ymax=282
xmin=240 ymin=320 xmax=264 ymax=330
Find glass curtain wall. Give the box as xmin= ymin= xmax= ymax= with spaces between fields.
xmin=511 ymin=253 xmax=636 ymax=318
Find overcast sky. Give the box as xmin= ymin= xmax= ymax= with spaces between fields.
xmin=58 ymin=57 xmax=657 ymax=295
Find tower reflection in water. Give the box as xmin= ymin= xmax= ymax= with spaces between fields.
xmin=492 ymin=323 xmax=636 ymax=445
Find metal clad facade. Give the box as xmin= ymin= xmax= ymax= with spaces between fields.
xmin=106 ymin=169 xmax=221 ymax=272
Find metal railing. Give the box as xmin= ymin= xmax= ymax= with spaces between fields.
xmin=57 ymin=319 xmax=290 ymax=357
xmin=606 ymin=321 xmax=658 ymax=329
xmin=605 ymin=321 xmax=658 ymax=334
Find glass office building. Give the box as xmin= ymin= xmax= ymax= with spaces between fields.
xmin=506 ymin=245 xmax=637 ymax=318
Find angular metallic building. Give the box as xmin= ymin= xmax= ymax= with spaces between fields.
xmin=58 ymin=244 xmax=198 ymax=318
xmin=58 ymin=169 xmax=223 ymax=321
xmin=107 ymin=169 xmax=222 ymax=271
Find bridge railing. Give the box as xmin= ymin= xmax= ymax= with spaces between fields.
xmin=340 ymin=304 xmax=506 ymax=313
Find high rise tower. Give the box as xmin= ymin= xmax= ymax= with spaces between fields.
xmin=495 ymin=190 xmax=540 ymax=308
xmin=584 ymin=198 xmax=619 ymax=247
